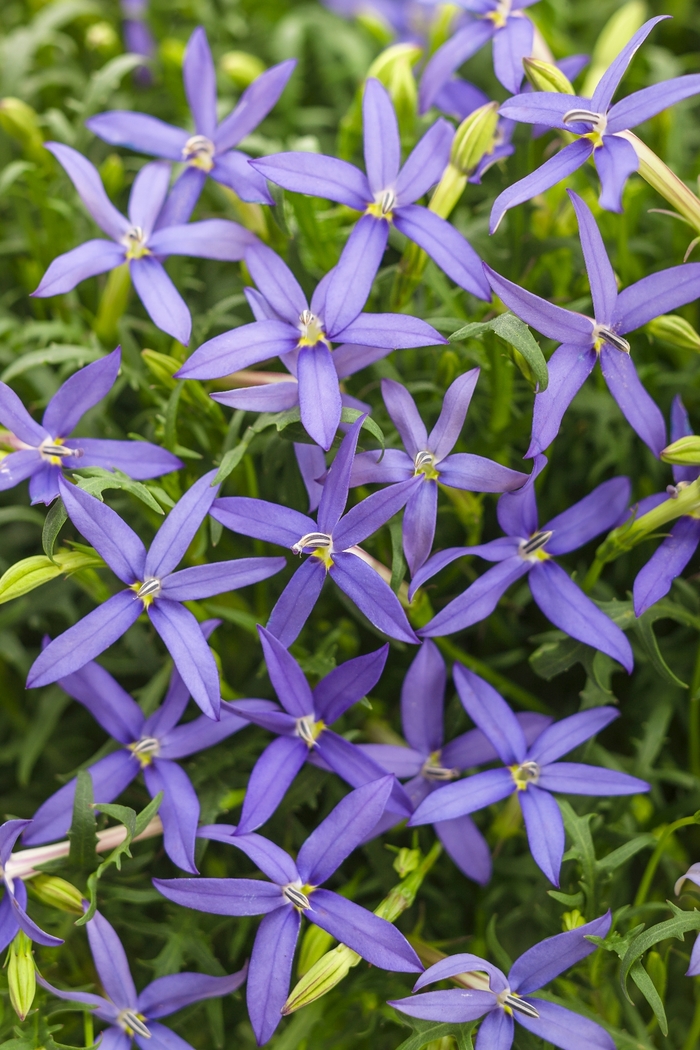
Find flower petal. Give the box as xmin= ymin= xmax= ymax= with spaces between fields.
xmin=453 ymin=663 xmax=527 ymax=764
xmin=591 ymin=16 xmax=669 ymax=113
xmin=519 ymin=785 xmax=565 ymax=885
xmin=537 ymin=762 xmax=649 ymax=796
xmin=499 ymin=92 xmax=591 ymax=130
xmin=153 ymin=876 xmax=286 ymax=915
xmin=258 ymin=625 xmax=314 ymax=717
xmin=336 ymin=309 xmax=447 ymax=349
xmin=401 ymin=639 xmax=445 ymax=755
xmin=212 ymin=381 xmax=299 ymax=413
xmin=527 ymin=708 xmax=617 ymax=765
xmin=323 ymin=216 xmax=389 ymax=337
xmin=390 ymin=989 xmax=495 ymax=1023
xmin=0 ymin=384 xmax=46 ymax=445
xmin=148 ymin=600 xmax=220 ymax=719
xmin=409 ymin=768 xmax=515 ymax=824
xmin=236 ymin=737 xmax=309 ymax=835
xmin=211 ymin=496 xmax=314 ymax=548
xmin=308 ymin=889 xmax=422 ymax=971
xmin=330 ymin=551 xmax=419 ymax=643
xmin=395 ymin=119 xmax=454 ymax=205
xmin=177 ymin=320 xmax=297 ymax=379
xmin=33 ymin=240 xmax=126 ymax=298
xmin=509 ymin=912 xmax=612 ymax=994
xmin=485 ymin=265 xmax=593 ymax=344
xmin=146 ymin=469 xmax=219 ymax=578
xmin=215 ymin=59 xmax=297 ymax=152
xmin=544 ymin=476 xmax=631 ymax=555
xmin=489 ymin=139 xmax=594 ymax=235
xmin=137 ymin=965 xmax=248 ymax=1020
xmin=43 ymin=348 xmax=121 ymax=438
xmin=515 ymin=998 xmax=615 ymax=1050
xmin=267 ymin=558 xmax=327 ymax=647
xmin=414 ymin=952 xmax=508 ymax=993
xmin=298 ymin=343 xmax=343 ymax=450
xmin=315 ymin=732 xmax=413 ymax=816
xmin=130 ymin=257 xmax=191 ymax=344
xmin=148 ymin=219 xmax=254 ymax=261
xmin=599 ymin=345 xmax=667 ymax=456
xmin=0 ymin=450 xmax=41 ymax=492
xmin=87 ymin=909 xmax=138 ymax=1009
xmin=567 ymin=191 xmax=617 ymax=324
xmin=128 ymin=162 xmax=170 ymax=238
xmin=608 ymin=74 xmax=700 ymax=133
xmin=160 ymin=557 xmax=284 ymax=602
xmin=612 ymin=263 xmax=700 ymax=334
xmin=313 ymin=644 xmax=389 ymax=724
xmin=245 ymin=241 xmax=307 ymax=325
xmin=439 ymin=454 xmax=528 ymax=493
xmin=419 ymin=557 xmax=531 ymax=638
xmin=86 ymin=112 xmax=188 ymax=160
xmin=250 ymin=153 xmax=370 ymax=210
xmin=248 ymin=906 xmax=300 ymax=1045
xmin=144 ymin=761 xmax=200 ymax=873
xmin=492 ymin=14 xmax=533 ymax=94
xmin=435 ymin=815 xmax=492 ymax=885
xmin=429 ymin=369 xmax=480 ymax=460
xmin=633 ymin=517 xmax=700 ymax=616
xmin=474 ymin=1007 xmax=514 ymax=1050
xmin=419 ymin=20 xmax=495 ymax=113
xmin=155 ymin=167 xmax=207 ymax=228
xmin=183 ymin=27 xmax=217 ymax=138
xmin=211 ymin=150 xmax=274 ymax=204
xmin=594 ymin=135 xmax=639 ymax=213
xmin=66 ymin=438 xmax=182 ymax=480
xmin=57 ymin=658 xmax=143 ymax=742
xmin=158 ymin=702 xmax=263 ymax=759
xmin=363 ymin=78 xmax=401 ymax=195
xmin=394 ymin=206 xmax=490 ymax=299
xmin=527 ymin=343 xmax=597 ymax=457
xmin=59 ymin=476 xmax=145 ymax=583
xmin=334 ymin=476 xmax=422 ymax=551
xmin=45 ymin=143 xmax=128 ymax=241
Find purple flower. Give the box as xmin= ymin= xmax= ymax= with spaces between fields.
xmin=491 ymin=17 xmax=700 ymax=231
xmin=349 ymin=371 xmax=528 ymax=575
xmin=33 ymin=145 xmax=256 ymax=344
xmin=212 ymin=415 xmax=421 ymax=646
xmin=410 ymin=454 xmax=634 ymax=670
xmin=251 ymin=79 xmax=490 ymax=309
xmin=177 ymin=239 xmax=446 ymax=450
xmin=486 ymin=190 xmax=700 ymax=457
xmin=227 ymin=627 xmax=412 ymax=833
xmin=389 ymin=912 xmax=615 ymax=1050
xmin=633 ymin=397 xmax=700 ymax=616
xmin=27 ymin=472 xmax=286 ymax=718
xmin=155 ymin=778 xmax=423 ymax=1045
xmin=24 ymin=622 xmax=276 ymax=873
xmin=675 ymin=863 xmax=700 ymax=975
xmin=121 ymin=0 xmax=155 ymax=86
xmin=0 ymin=347 xmax=181 ymax=505
xmin=325 ymin=0 xmax=441 ymax=44
xmin=409 ymin=664 xmax=648 ymax=884
xmin=88 ymin=27 xmax=295 ymax=221
xmin=419 ymin=0 xmax=540 ymax=111
xmin=38 ymin=907 xmax=247 ymax=1050
xmin=360 ymin=640 xmax=552 ymax=884
xmin=0 ymin=820 xmax=63 ymax=952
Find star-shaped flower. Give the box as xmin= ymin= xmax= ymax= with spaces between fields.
xmin=0 ymin=820 xmax=63 ymax=952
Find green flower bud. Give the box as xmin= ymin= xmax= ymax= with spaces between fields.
xmin=99 ymin=153 xmax=125 ymax=200
xmin=660 ymin=436 xmax=700 ymax=466
xmin=582 ymin=1 xmax=648 ymax=99
xmin=29 ymin=874 xmax=84 ymax=915
xmin=647 ymin=314 xmax=700 ymax=352
xmin=367 ymin=44 xmax=421 ymax=138
xmin=7 ymin=931 xmax=36 ymax=1021
xmin=0 ymin=98 xmax=44 ymax=161
xmin=160 ymin=38 xmax=186 ymax=70
xmin=85 ymin=22 xmax=119 ymax=54
xmin=392 ymin=847 xmax=421 ymax=878
xmin=450 ymin=101 xmax=500 ymax=177
xmin=523 ymin=57 xmax=575 ymax=95
xmin=297 ymin=923 xmax=335 ymax=977
xmin=220 ymin=51 xmax=266 ymax=88
xmin=94 ymin=263 xmax=131 ymax=346
xmin=561 ymin=909 xmax=586 ymax=931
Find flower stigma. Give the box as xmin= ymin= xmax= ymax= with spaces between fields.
xmin=518 ymin=530 xmax=552 ymax=561
xmin=128 ymin=737 xmax=161 ymax=767
xmin=421 ymin=751 xmax=459 ymax=781
xmin=509 ymin=760 xmax=540 ymax=791
xmin=298 ymin=310 xmax=327 ymax=347
xmin=283 ymin=883 xmax=311 ymax=910
xmin=496 ymin=990 xmax=540 ymax=1018
xmin=39 ymin=437 xmax=83 ymax=465
xmin=132 ymin=577 xmax=162 ymax=607
xmin=562 ymin=109 xmax=608 ymax=146
xmin=295 ymin=715 xmax=325 ymax=748
xmin=367 ymin=189 xmax=396 ymax=220
xmin=182 ymin=134 xmax=216 ymax=172
xmin=592 ymin=324 xmax=631 ymax=354
xmin=292 ymin=532 xmax=334 ymax=568
xmin=485 ymin=0 xmax=513 ymax=28
xmin=117 ymin=1009 xmax=151 ymax=1039
xmin=122 ymin=226 xmax=151 ymax=260
xmin=414 ymin=451 xmax=440 ymax=481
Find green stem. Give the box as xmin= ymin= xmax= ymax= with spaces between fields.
xmin=634 ymin=815 xmax=700 ymax=907
xmin=435 ymin=637 xmax=551 ymax=714
xmin=690 ymin=640 xmax=700 ymax=779
xmin=84 ymin=1010 xmax=94 ymax=1048
xmin=682 ymin=985 xmax=700 ymax=1050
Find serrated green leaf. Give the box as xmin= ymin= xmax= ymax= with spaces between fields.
xmin=71 ymin=468 xmax=165 ymax=515
xmin=67 ymin=770 xmax=97 ymax=874
xmin=393 ymin=1016 xmax=476 ymax=1050
xmin=449 ymin=313 xmax=548 ymax=390
xmin=628 ymin=959 xmax=667 ymax=1034
xmin=620 ymin=908 xmax=700 ymax=992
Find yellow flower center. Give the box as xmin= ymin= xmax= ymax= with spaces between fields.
xmin=295 ymin=715 xmax=326 ymax=747
xmin=366 ymin=189 xmax=396 ymax=220
xmin=298 ymin=309 xmax=328 ymax=347
xmin=518 ymin=531 xmax=552 ymax=562
xmin=421 ymin=750 xmax=459 ymax=781
xmin=283 ymin=883 xmax=314 ymax=910
xmin=414 ymin=450 xmax=440 ymax=481
xmin=130 ymin=577 xmax=162 ymax=607
xmin=485 ymin=0 xmax=512 ymax=28
xmin=182 ymin=134 xmax=216 ymax=172
xmin=39 ymin=436 xmax=82 ymax=465
xmin=123 ymin=226 xmax=151 ymax=260
xmin=562 ymin=108 xmax=608 ymax=148
xmin=592 ymin=324 xmax=631 ymax=355
xmin=128 ymin=736 xmax=161 ymax=767
xmin=496 ymin=990 xmax=540 ymax=1018
xmin=117 ymin=1010 xmax=151 ymax=1039
xmin=509 ymin=760 xmax=540 ymax=791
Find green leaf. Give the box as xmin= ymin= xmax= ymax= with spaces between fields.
xmin=595 ymin=835 xmax=656 ymax=875
xmin=449 ymin=313 xmax=548 ymax=390
xmin=1 ymin=345 xmax=104 ymax=382
xmin=620 ymin=906 xmax=700 ymax=994
xmin=339 ymin=407 xmax=385 ymax=450
xmin=42 ymin=497 xmax=67 ymax=560
xmin=389 ymin=519 xmax=406 ymax=595
xmin=393 ymin=1015 xmax=476 ymax=1050
xmin=67 ymin=770 xmax=97 ymax=873
xmin=71 ymin=468 xmax=165 ymax=515
xmin=81 ymin=53 xmax=146 ymax=117
xmin=529 ymin=632 xmax=588 ymax=680
xmin=0 ymin=548 xmax=105 ymax=604
xmin=628 ymin=959 xmax=667 ymax=1035
xmin=0 ymin=507 xmax=44 ymax=528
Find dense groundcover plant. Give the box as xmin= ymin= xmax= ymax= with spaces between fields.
xmin=3 ymin=0 xmax=700 ymax=1047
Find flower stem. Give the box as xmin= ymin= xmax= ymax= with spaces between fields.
xmin=689 ymin=639 xmax=700 ymax=778
xmin=634 ymin=814 xmax=700 ymax=907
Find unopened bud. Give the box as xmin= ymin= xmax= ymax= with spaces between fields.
xmin=392 ymin=847 xmax=421 ymax=878
xmin=7 ymin=931 xmax=36 ymax=1021
xmin=85 ymin=22 xmax=119 ymax=53
xmin=561 ymin=909 xmax=586 ymax=931
xmin=29 ymin=874 xmax=84 ymax=915
xmin=160 ymin=38 xmax=185 ymax=70
xmin=367 ymin=44 xmax=421 ymax=136
xmin=283 ymin=943 xmax=360 ymax=1014
xmin=523 ymin=58 xmax=574 ymax=95
xmin=582 ymin=0 xmax=648 ymax=99
xmin=450 ymin=102 xmax=500 ymax=176
xmin=297 ymin=923 xmax=335 ymax=977
xmin=660 ymin=436 xmax=700 ymax=466
xmin=0 ymin=98 xmax=44 ymax=160
xmin=100 ymin=153 xmax=125 ymax=200
xmin=220 ymin=51 xmax=266 ymax=88
xmin=647 ymin=314 xmax=700 ymax=352
xmin=428 ymin=4 xmax=461 ymax=54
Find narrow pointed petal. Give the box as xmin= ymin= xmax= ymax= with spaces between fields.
xmin=246 ymin=241 xmax=307 ymax=325
xmin=333 ymin=342 xmax=394 ymax=379
xmin=567 ymin=191 xmax=617 ymax=324
xmin=608 ymin=74 xmax=700 ymax=134
xmin=418 ymin=20 xmax=495 ymax=113
xmin=498 ymin=92 xmax=590 ymax=129
xmin=363 ymin=78 xmax=400 ymax=195
xmin=0 ymin=821 xmax=31 ymax=866
xmin=529 ymin=561 xmax=633 ymax=671
xmin=298 ymin=343 xmax=343 ymax=450
xmin=12 ymin=890 xmax=63 ymax=947
xmin=0 ymin=384 xmax=47 ymax=446
xmin=435 ymin=815 xmax=492 ymax=885
xmin=441 ymin=714 xmax=551 ymax=771
xmin=419 ymin=557 xmax=531 ymax=638
xmin=296 ymin=776 xmax=394 ymax=884
xmin=333 ymin=476 xmax=422 ymax=551
xmin=149 ymin=600 xmax=220 ymax=719
xmin=130 ymin=257 xmax=191 ymax=344
xmin=144 ymin=761 xmax=199 ymax=873
xmin=128 ymin=162 xmax=170 ymax=237
xmin=671 ymin=395 xmax=693 ymax=445
xmin=0 ymin=450 xmax=40 ymax=491
xmin=58 ymin=476 xmax=145 ymax=582
xmin=295 ymin=442 xmax=326 ymax=513
xmin=45 ymin=143 xmax=129 ymax=241
xmin=516 ymin=998 xmax=615 ymax=1050
xmin=402 ymin=639 xmax=445 ymax=755
xmin=485 ymin=266 xmax=593 ymax=344
xmin=599 ymin=345 xmax=666 ymax=456
xmin=212 ymin=381 xmax=299 ymax=413
xmin=215 ymin=59 xmax=296 ymax=152
xmin=594 ymin=135 xmax=639 ymax=213
xmin=66 ymin=438 xmax=182 ymax=479
xmin=158 ymin=701 xmax=266 ymax=758
xmin=591 ymin=16 xmax=669 ymax=113
xmin=435 ymin=78 xmax=490 ymax=121
xmin=200 ymin=826 xmax=299 ymax=886
xmin=395 ymin=119 xmax=453 ymax=205
xmin=331 ymin=551 xmax=419 ymax=643
xmin=317 ymin=415 xmax=364 ymax=533
xmin=414 ymin=954 xmax=507 ymax=993
xmin=313 ymin=644 xmax=389 ymax=724
xmin=27 ymin=591 xmax=142 ymax=688
xmin=409 ymin=769 xmax=515 ymax=824
xmin=394 ymin=206 xmax=490 ymax=299
xmin=519 ymin=785 xmax=565 ymax=885
xmin=147 ymin=470 xmax=219 ymax=577
xmin=138 ymin=966 xmax=248 ymax=1020
xmin=135 ymin=1023 xmax=189 ymax=1050
xmin=381 ymin=378 xmax=427 ymax=458
xmin=308 ymin=889 xmax=422 ymax=971
xmin=183 ymin=27 xmax=217 ymax=138
xmin=492 ymin=15 xmax=533 ymax=94
xmin=496 ymin=452 xmax=547 ymax=544
xmin=349 ymin=448 xmax=413 ymax=486
xmin=473 ymin=1007 xmax=513 ymax=1049
xmin=33 ymin=240 xmax=126 ymax=298
xmin=148 ymin=219 xmax=254 ymax=261
xmin=160 ymin=557 xmax=284 ymax=601
xmin=248 ymin=906 xmax=300 ymax=1045
xmin=527 ymin=708 xmax=617 ymax=765
xmin=315 ymin=732 xmax=413 ymax=816
xmin=87 ymin=909 xmax=138 ymax=1009
xmin=612 ymin=263 xmax=700 ymax=334
xmin=27 ymin=463 xmax=61 ymax=503
xmin=438 ymin=454 xmax=528 ymax=493
xmin=509 ymin=912 xmax=612 ymax=994
xmin=36 ymin=974 xmax=112 ymax=1015
xmin=634 ymin=517 xmax=700 ymax=616
xmin=323 ymin=216 xmax=389 ymax=337
xmin=410 ymin=540 xmax=520 ymax=592
xmin=359 ymin=744 xmax=424 ymax=778
xmin=527 ymin=344 xmax=597 ymax=456
xmin=59 ymin=658 xmax=143 ymax=741
xmin=489 ymin=139 xmax=593 ymax=234
xmin=259 ymin=626 xmax=314 ymax=717
xmin=390 ymin=989 xmax=495 ymax=1023
xmin=267 ymin=559 xmax=327 ymax=647
xmin=336 ymin=309 xmax=447 ymax=349
xmin=154 ymin=168 xmax=207 ymax=228
xmin=454 ymin=663 xmax=527 ymax=763
xmin=86 ymin=112 xmax=189 ymax=160
xmin=236 ymin=737 xmax=308 ymax=835
xmin=250 ymin=153 xmax=370 ymax=210
xmin=537 ymin=762 xmax=648 ymax=796
xmin=211 ymin=497 xmax=314 ymax=548
xmin=429 ymin=369 xmax=480 ymax=460
xmin=545 ymin=477 xmax=631 ymax=555
xmin=177 ymin=320 xmax=297 ymax=379
xmin=43 ymin=348 xmax=121 ymax=438
xmin=153 ymin=877 xmax=286 ymax=915
xmin=211 ymin=150 xmax=274 ymax=203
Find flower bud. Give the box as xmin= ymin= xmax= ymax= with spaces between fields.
xmin=392 ymin=847 xmax=421 ymax=878
xmin=220 ymin=51 xmax=266 ymax=88
xmin=85 ymin=22 xmax=119 ymax=54
xmin=660 ymin=436 xmax=700 ymax=466
xmin=0 ymin=98 xmax=44 ymax=160
xmin=450 ymin=101 xmax=500 ymax=177
xmin=581 ymin=0 xmax=647 ymax=99
xmin=561 ymin=909 xmax=586 ymax=931
xmin=7 ymin=931 xmax=36 ymax=1021
xmin=283 ymin=943 xmax=360 ymax=1014
xmin=367 ymin=44 xmax=421 ymax=137
xmin=29 ymin=874 xmax=84 ymax=915
xmin=94 ymin=264 xmax=131 ymax=346
xmin=297 ymin=923 xmax=335 ymax=977
xmin=523 ymin=58 xmax=574 ymax=95
xmin=647 ymin=314 xmax=700 ymax=352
